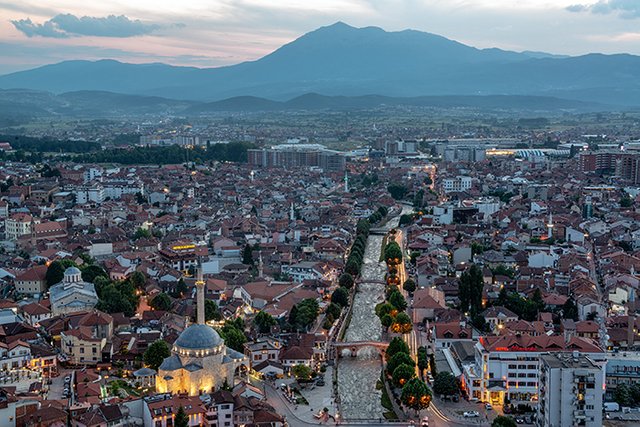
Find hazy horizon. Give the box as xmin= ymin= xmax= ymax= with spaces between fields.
xmin=2 ymin=0 xmax=640 ymax=74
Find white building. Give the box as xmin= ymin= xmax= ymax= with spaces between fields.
xmin=464 ymin=335 xmax=604 ymax=406
xmin=72 ymin=184 xmax=105 ymax=204
xmin=49 ymin=267 xmax=99 ymax=315
xmin=537 ymin=353 xmax=604 ymax=427
xmin=442 ymin=176 xmax=472 ymax=193
xmin=4 ymin=213 xmax=33 ymax=241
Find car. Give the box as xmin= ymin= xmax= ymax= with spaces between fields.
xmin=515 ymin=418 xmax=524 ymax=424
xmin=421 ymin=416 xmax=429 ymax=427
xmin=463 ymin=411 xmax=480 ymax=418
xmin=316 ymin=380 xmax=325 ymax=386
xmin=485 ymin=403 xmax=492 ymax=410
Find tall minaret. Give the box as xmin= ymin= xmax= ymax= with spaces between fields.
xmin=344 ymin=171 xmax=349 ymax=193
xmin=547 ymin=211 xmax=553 ymax=239
xmin=290 ymin=202 xmax=295 ymax=222
xmin=195 ymin=263 xmax=205 ymax=325
xmin=258 ymin=252 xmax=264 ymax=278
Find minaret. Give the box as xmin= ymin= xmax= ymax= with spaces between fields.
xmin=547 ymin=211 xmax=553 ymax=239
xmin=258 ymin=252 xmax=264 ymax=278
xmin=195 ymin=263 xmax=205 ymax=325
xmin=290 ymin=202 xmax=295 ymax=222
xmin=344 ymin=171 xmax=349 ymax=193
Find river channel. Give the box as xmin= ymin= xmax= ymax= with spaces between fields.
xmin=336 ymin=213 xmax=401 ymax=420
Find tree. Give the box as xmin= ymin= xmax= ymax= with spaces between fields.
xmin=458 ymin=264 xmax=484 ymax=315
xmin=150 ymin=293 xmax=172 ymax=311
xmin=417 ymin=347 xmax=428 ymax=372
xmin=144 ymin=340 xmax=170 ymax=370
xmin=242 ymin=244 xmax=254 ymax=265
xmin=615 ymin=383 xmax=634 ymax=407
xmin=492 ymin=416 xmax=517 ymax=427
xmin=562 ymin=297 xmax=579 ymax=321
xmin=403 ymin=278 xmax=416 ymax=294
xmin=380 ymin=314 xmax=393 ymax=330
xmin=391 ymin=312 xmax=413 ymax=334
xmin=384 ymin=241 xmax=403 ymax=265
xmin=331 ymin=287 xmax=349 ymax=307
xmin=174 ymin=406 xmax=189 ymax=427
xmin=387 ymin=352 xmax=415 ymax=375
xmin=339 ymin=273 xmax=354 ymax=289
xmin=290 ymin=299 xmax=319 ymax=331
xmin=389 ymin=290 xmax=408 ymax=311
xmin=254 ymin=311 xmax=276 ymax=334
xmin=386 ymin=337 xmax=410 ymax=360
xmin=401 ymin=378 xmax=432 ymax=411
xmin=388 ymin=183 xmax=409 ymax=200
xmin=399 ymin=214 xmax=413 ymax=226
xmin=171 ymin=278 xmax=188 ymax=298
xmin=433 ymin=372 xmax=459 ymax=396
xmin=96 ymin=284 xmax=134 ymax=317
xmin=45 ymin=261 xmax=66 ymax=288
xmin=429 ymin=354 xmax=437 ymax=377
xmin=393 ymin=363 xmax=416 ymax=387
xmin=81 ymin=265 xmax=108 ymax=283
xmin=345 ymin=258 xmax=361 ymax=277
xmin=291 ymin=364 xmax=313 ymax=381
xmin=218 ymin=321 xmax=247 ymax=352
xmin=198 ymin=299 xmax=221 ymax=322
xmin=133 ymin=228 xmax=151 ymax=240
xmin=130 ymin=271 xmax=146 ymax=289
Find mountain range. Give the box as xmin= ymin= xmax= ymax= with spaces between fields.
xmin=1 ymin=22 xmax=639 ymax=110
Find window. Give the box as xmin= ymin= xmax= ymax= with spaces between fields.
xmin=80 ymin=348 xmax=85 ymax=353
xmin=509 ymin=364 xmax=517 ymax=369
xmin=221 ymin=404 xmax=230 ymax=410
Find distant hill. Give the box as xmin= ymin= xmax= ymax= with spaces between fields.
xmin=0 ymin=89 xmax=195 ymax=117
xmin=188 ymin=93 xmax=609 ymax=113
xmin=0 ymin=89 xmax=615 ymax=118
xmin=1 ymin=22 xmax=639 ymax=106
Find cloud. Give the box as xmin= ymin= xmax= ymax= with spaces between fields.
xmin=566 ymin=0 xmax=640 ymax=18
xmin=11 ymin=14 xmax=175 ymax=38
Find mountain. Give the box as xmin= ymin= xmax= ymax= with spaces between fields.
xmin=1 ymin=22 xmax=640 ymax=106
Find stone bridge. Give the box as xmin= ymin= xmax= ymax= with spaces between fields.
xmin=355 ymin=279 xmax=386 ymax=286
xmin=329 ymin=341 xmax=389 ymax=359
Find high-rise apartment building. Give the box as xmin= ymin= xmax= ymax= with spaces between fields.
xmin=538 ymin=352 xmax=604 ymax=427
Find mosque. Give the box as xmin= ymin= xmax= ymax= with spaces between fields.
xmin=155 ymin=268 xmax=248 ymax=396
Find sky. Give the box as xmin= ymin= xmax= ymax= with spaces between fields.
xmin=2 ymin=0 xmax=640 ymax=74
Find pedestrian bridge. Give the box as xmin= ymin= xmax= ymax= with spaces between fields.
xmin=355 ymin=279 xmax=387 ymax=286
xmin=330 ymin=341 xmax=388 ymax=359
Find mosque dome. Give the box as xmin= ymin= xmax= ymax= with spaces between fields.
xmin=174 ymin=324 xmax=223 ymax=351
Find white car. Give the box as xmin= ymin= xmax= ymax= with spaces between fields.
xmin=463 ymin=411 xmax=480 ymax=418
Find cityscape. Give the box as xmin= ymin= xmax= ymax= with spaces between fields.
xmin=2 ymin=1 xmax=640 ymax=427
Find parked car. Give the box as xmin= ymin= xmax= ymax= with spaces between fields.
xmin=463 ymin=411 xmax=480 ymax=418
xmin=421 ymin=416 xmax=429 ymax=427
xmin=485 ymin=403 xmax=492 ymax=410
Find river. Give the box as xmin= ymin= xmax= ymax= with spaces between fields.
xmin=336 ymin=210 xmax=405 ymax=420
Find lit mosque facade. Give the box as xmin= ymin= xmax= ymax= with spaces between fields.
xmin=156 ymin=268 xmax=248 ymax=396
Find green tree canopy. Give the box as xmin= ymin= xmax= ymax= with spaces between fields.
xmin=150 ymin=293 xmax=172 ymax=311
xmin=388 ymin=183 xmax=409 ymax=200
xmin=143 ymin=340 xmax=170 ymax=371
xmin=387 ymin=352 xmax=416 ymax=375
xmin=389 ymin=290 xmax=408 ymax=311
xmin=254 ymin=311 xmax=276 ymax=334
xmin=218 ymin=320 xmax=247 ymax=352
xmin=433 ymin=372 xmax=459 ymax=396
xmin=384 ymin=241 xmax=403 ymax=265
xmin=403 ymin=278 xmax=416 ymax=294
xmin=393 ymin=363 xmax=417 ymax=387
xmin=401 ymin=378 xmax=432 ymax=411
xmin=386 ymin=337 xmax=410 ymax=360
xmin=331 ymin=287 xmax=349 ymax=307
xmin=391 ymin=312 xmax=413 ymax=334
xmin=339 ymin=273 xmax=354 ymax=289
xmin=492 ymin=416 xmax=517 ymax=427
xmin=174 ymin=406 xmax=189 ymax=427
xmin=289 ymin=298 xmax=320 ymax=331
xmin=291 ymin=364 xmax=313 ymax=381
xmin=81 ymin=265 xmax=108 ymax=283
